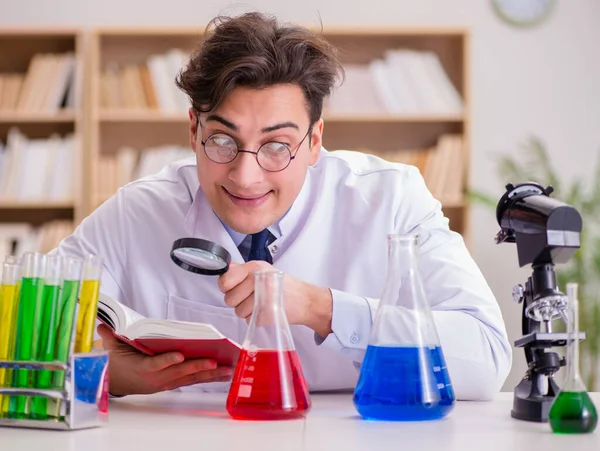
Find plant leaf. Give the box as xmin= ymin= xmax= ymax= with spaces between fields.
xmin=497 ymin=154 xmax=534 ymax=184
xmin=466 ymin=190 xmax=498 ymax=209
xmin=527 ymin=137 xmax=562 ymax=196
xmin=582 ymin=149 xmax=600 ymax=216
xmin=566 ymin=180 xmax=584 ymax=213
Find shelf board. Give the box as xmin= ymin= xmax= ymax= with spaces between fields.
xmin=98 ymin=110 xmax=464 ymax=124
xmin=93 ymin=26 xmax=467 ymax=37
xmin=0 ymin=29 xmax=80 ymax=37
xmin=324 ymin=113 xmax=464 ymax=123
xmin=0 ymin=111 xmax=77 ymax=123
xmin=321 ymin=26 xmax=469 ymax=37
xmin=98 ymin=110 xmax=189 ymax=123
xmin=0 ymin=201 xmax=75 ymax=209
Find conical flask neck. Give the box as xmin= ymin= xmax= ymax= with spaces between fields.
xmin=254 ymin=270 xmax=285 ymax=311
xmin=244 ymin=270 xmax=295 ymax=352
xmin=383 ymin=234 xmax=426 ymax=309
xmin=388 ymin=234 xmax=418 ymax=264
xmin=371 ymin=234 xmax=441 ymax=348
xmin=563 ymin=283 xmax=587 ymax=392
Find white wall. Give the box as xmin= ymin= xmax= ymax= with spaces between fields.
xmin=2 ymin=0 xmax=600 ymax=391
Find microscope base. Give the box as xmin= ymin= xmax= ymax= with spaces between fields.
xmin=511 ymin=378 xmax=559 ymax=422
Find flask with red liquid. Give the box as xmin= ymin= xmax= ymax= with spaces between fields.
xmin=226 ymin=270 xmax=311 ymax=420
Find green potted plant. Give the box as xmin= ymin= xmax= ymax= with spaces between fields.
xmin=470 ymin=136 xmax=600 ymax=390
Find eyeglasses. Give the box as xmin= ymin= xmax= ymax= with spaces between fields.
xmin=196 ymin=112 xmax=312 ymax=173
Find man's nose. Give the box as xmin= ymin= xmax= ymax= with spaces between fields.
xmin=228 ymin=151 xmax=264 ymax=188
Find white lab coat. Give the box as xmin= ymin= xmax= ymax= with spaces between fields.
xmin=55 ymin=149 xmax=512 ymax=400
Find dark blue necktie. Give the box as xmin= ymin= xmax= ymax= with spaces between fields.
xmin=248 ymin=229 xmax=273 ymax=263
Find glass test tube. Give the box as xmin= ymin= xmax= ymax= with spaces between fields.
xmin=74 ymin=255 xmax=102 ymax=354
xmin=52 ymin=257 xmax=83 ymax=386
xmin=10 ymin=252 xmax=46 ymax=418
xmin=30 ymin=255 xmax=64 ymax=419
xmin=50 ymin=256 xmax=83 ymax=419
xmin=0 ymin=260 xmax=21 ymax=417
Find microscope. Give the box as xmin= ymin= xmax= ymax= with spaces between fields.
xmin=495 ymin=182 xmax=584 ymax=422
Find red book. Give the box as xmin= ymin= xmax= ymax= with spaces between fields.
xmin=96 ymin=294 xmax=241 ymax=366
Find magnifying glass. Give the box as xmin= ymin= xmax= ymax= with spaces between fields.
xmin=170 ymin=238 xmax=232 ymax=275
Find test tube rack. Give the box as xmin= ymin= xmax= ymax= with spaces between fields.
xmin=0 ymin=351 xmax=109 ymax=430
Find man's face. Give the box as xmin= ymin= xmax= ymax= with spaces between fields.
xmin=189 ymin=84 xmax=323 ymax=234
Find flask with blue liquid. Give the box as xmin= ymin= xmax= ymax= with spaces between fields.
xmin=353 ymin=233 xmax=455 ymax=421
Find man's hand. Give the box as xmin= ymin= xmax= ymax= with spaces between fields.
xmin=97 ymin=324 xmax=233 ymax=396
xmin=217 ymin=261 xmax=333 ymax=338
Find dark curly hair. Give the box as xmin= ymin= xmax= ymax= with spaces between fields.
xmin=176 ymin=12 xmax=344 ymax=124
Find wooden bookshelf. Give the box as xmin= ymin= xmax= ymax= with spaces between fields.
xmin=320 ymin=27 xmax=471 ymax=240
xmin=0 ymin=29 xmax=85 ymax=235
xmin=88 ymin=29 xmax=201 ymax=209
xmin=0 ymin=111 xmax=77 ymax=123
xmin=88 ymin=26 xmax=471 ymax=241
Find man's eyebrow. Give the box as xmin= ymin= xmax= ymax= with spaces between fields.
xmin=261 ymin=122 xmax=299 ymax=133
xmin=204 ymin=115 xmax=299 ymax=134
xmin=205 ymin=114 xmax=238 ymax=132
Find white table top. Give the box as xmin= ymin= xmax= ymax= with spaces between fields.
xmin=1 ymin=392 xmax=599 ymax=451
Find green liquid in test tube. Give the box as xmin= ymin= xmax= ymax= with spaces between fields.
xmin=0 ymin=260 xmax=21 ymax=418
xmin=10 ymin=252 xmax=46 ymax=419
xmin=50 ymin=257 xmax=83 ymax=419
xmin=31 ymin=255 xmax=64 ymax=420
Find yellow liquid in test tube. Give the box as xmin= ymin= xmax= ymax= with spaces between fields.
xmin=74 ymin=255 xmax=102 ymax=354
xmin=0 ymin=284 xmax=18 ymax=414
xmin=0 ymin=261 xmax=20 ymax=417
xmin=74 ymin=279 xmax=101 ymax=354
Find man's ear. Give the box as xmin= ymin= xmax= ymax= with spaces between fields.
xmin=308 ymin=118 xmax=324 ymax=166
xmin=189 ymin=107 xmax=198 ymax=151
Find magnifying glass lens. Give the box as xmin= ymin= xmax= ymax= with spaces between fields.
xmin=173 ymin=248 xmax=227 ymax=271
xmin=170 ymin=238 xmax=232 ymax=275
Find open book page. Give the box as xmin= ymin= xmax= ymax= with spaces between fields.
xmin=125 ymin=319 xmax=226 ymax=341
xmin=97 ymin=293 xmax=149 ymax=334
xmin=97 ymin=293 xmax=228 ymax=341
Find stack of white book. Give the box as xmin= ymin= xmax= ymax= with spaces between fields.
xmin=325 ymin=49 xmax=463 ymax=116
xmin=0 ymin=220 xmax=74 ymax=261
xmin=96 ymin=145 xmax=191 ymax=204
xmin=0 ymin=52 xmax=80 ymax=112
xmin=100 ymin=48 xmax=190 ymax=113
xmin=0 ymin=128 xmax=78 ymax=202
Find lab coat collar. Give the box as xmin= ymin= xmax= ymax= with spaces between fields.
xmin=276 ymin=147 xmax=325 ymax=240
xmin=277 ymin=169 xmax=312 ymax=240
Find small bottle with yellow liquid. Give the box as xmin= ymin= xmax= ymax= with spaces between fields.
xmin=549 ymin=283 xmax=598 ymax=434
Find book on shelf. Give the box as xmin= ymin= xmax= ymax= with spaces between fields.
xmin=0 ymin=220 xmax=74 ymax=261
xmin=361 ymin=133 xmax=464 ymax=205
xmin=0 ymin=51 xmax=79 ymax=113
xmin=324 ymin=49 xmax=463 ymax=116
xmin=0 ymin=127 xmax=78 ymax=202
xmin=97 ymin=293 xmax=241 ymax=366
xmin=100 ymin=48 xmax=190 ymax=113
xmin=97 ymin=145 xmax=191 ymax=204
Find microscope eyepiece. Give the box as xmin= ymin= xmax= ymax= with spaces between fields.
xmin=495 ymin=182 xmax=582 ymax=267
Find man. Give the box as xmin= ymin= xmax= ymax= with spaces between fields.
xmin=56 ymin=12 xmax=511 ymax=398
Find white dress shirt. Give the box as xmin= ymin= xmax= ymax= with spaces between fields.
xmin=55 ymin=148 xmax=512 ymax=400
